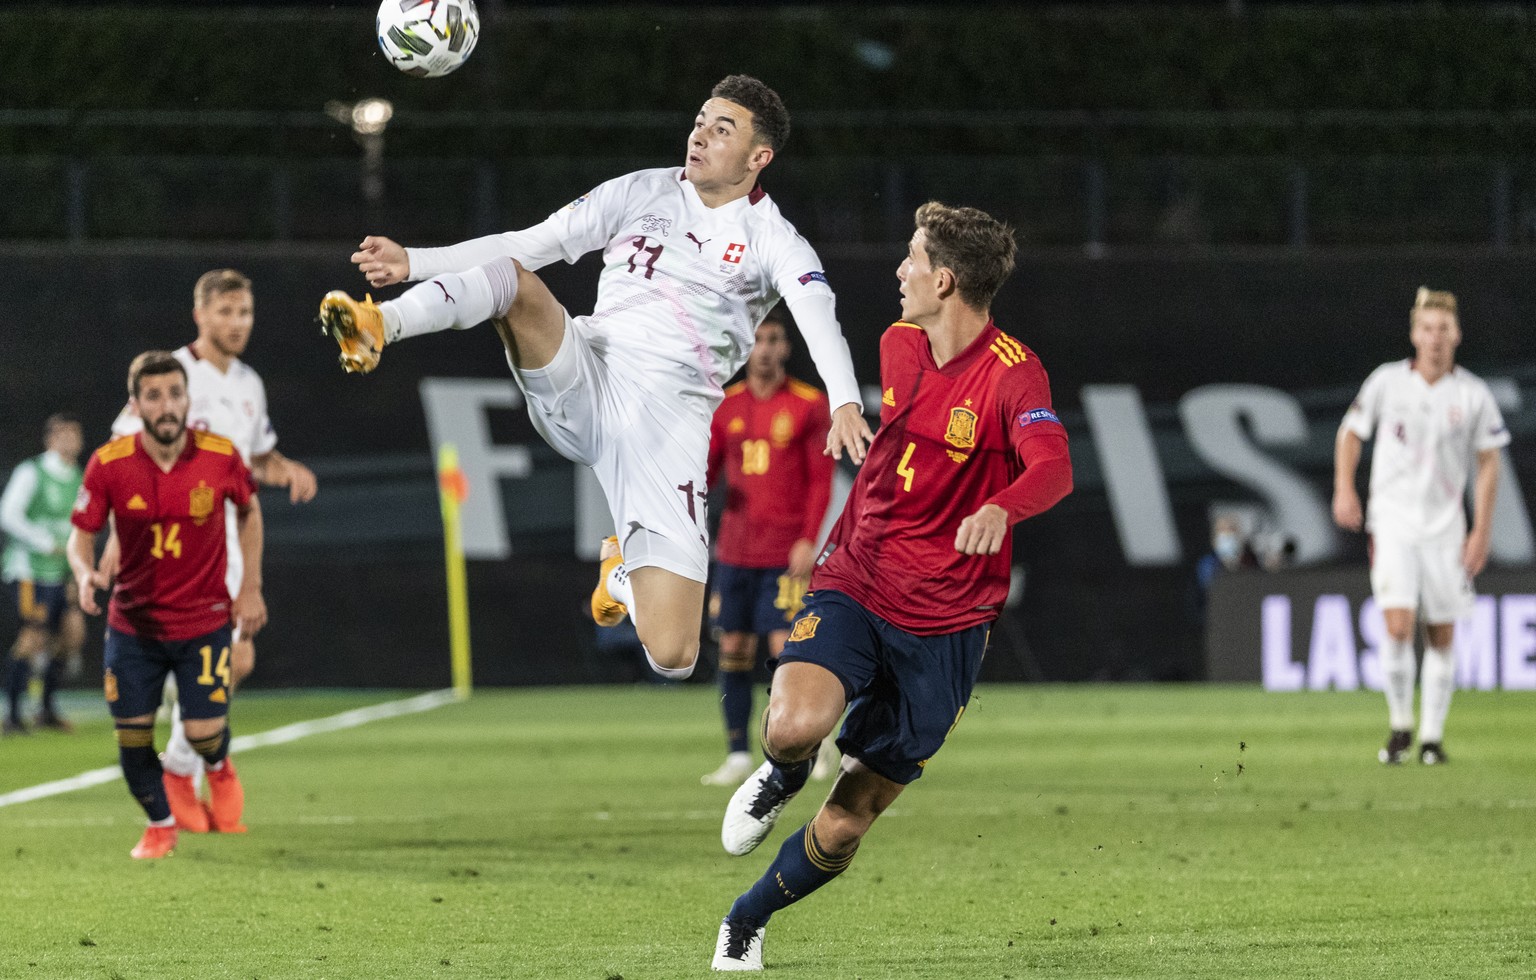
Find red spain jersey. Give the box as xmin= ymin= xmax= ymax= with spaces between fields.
xmin=812 ymin=320 xmax=1071 ymax=634
xmin=708 ymin=376 xmax=834 ymax=568
xmin=72 ymin=432 xmax=256 ymax=641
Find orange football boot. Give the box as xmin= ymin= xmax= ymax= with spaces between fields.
xmin=130 ymin=824 xmax=177 ymax=859
xmin=319 ymin=291 xmax=386 ymax=374
xmin=205 ymin=759 xmax=247 ymax=833
xmin=162 ymin=771 xmax=211 ymax=833
xmin=590 ymin=536 xmax=629 ymax=627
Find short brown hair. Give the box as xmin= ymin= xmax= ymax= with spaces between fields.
xmin=127 ymin=351 xmax=187 ymax=398
xmin=711 ymin=75 xmax=790 ymax=152
xmin=43 ymin=413 xmax=80 ymax=440
xmin=915 ymin=202 xmax=1018 ymax=310
xmin=1412 ymin=286 xmax=1457 ymax=320
xmin=193 ymin=268 xmax=251 ymax=308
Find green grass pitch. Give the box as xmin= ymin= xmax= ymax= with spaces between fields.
xmin=1 ymin=685 xmax=1532 ymax=978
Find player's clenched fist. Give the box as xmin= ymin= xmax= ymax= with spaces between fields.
xmin=954 ymin=503 xmax=1008 ymax=556
xmin=352 ymin=236 xmax=410 ymax=287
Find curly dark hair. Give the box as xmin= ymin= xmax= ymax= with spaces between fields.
xmin=914 ymin=202 xmax=1018 ymax=310
xmin=711 ymin=75 xmax=790 ymax=152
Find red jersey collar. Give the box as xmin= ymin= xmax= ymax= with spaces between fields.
xmin=919 ymin=319 xmax=999 ymax=376
xmin=134 ymin=430 xmax=200 ymax=469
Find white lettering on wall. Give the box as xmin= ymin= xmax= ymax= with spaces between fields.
xmin=1180 ymin=385 xmax=1337 ymax=565
xmin=419 ymin=378 xmax=533 ymax=560
xmin=1307 ymin=595 xmax=1359 ymax=690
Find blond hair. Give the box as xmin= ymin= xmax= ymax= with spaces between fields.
xmin=1412 ymin=286 xmax=1457 ymax=320
xmin=193 ymin=268 xmax=251 ymax=308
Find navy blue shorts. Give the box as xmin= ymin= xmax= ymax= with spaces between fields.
xmin=10 ymin=580 xmax=68 ymax=632
xmin=776 ymin=589 xmax=989 ymax=785
xmin=710 ymin=563 xmax=807 ymax=637
xmin=103 ymin=625 xmax=234 ymax=721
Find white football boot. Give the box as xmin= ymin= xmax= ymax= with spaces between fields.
xmin=722 ymin=760 xmax=798 ymax=856
xmin=711 ymin=918 xmax=765 ymax=972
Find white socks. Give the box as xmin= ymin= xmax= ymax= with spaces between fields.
xmin=1418 ymin=645 xmax=1455 ymax=743
xmin=381 ymin=256 xmax=520 ymax=343
xmin=161 ymin=702 xmax=203 ymax=779
xmin=606 ymin=559 xmax=634 ymax=611
xmin=1381 ymin=635 xmax=1418 ymax=731
xmin=645 ymin=646 xmax=697 ymax=680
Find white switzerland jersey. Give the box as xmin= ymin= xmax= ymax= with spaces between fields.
xmin=112 ymin=343 xmax=277 ymax=462
xmin=406 ymin=167 xmax=861 ymax=414
xmin=1342 ymin=360 xmax=1510 ymax=540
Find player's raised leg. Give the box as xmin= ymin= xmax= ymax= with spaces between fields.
xmin=322 ymin=253 xmax=558 ymax=374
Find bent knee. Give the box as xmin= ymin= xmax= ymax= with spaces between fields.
xmin=764 ymin=706 xmax=830 ymax=760
xmin=636 ymin=630 xmax=699 ymax=671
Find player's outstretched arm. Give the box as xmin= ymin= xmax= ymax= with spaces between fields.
xmin=825 ymin=403 xmax=874 ymax=464
xmin=352 ymin=236 xmax=411 ymax=288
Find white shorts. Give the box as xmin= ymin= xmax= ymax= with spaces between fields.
xmin=223 ymin=499 xmax=243 ymax=600
xmin=1369 ymin=531 xmax=1473 ymax=623
xmin=508 ymin=311 xmax=712 ymax=583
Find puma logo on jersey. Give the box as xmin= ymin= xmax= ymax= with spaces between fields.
xmin=433 ymin=281 xmax=456 ymax=304
xmin=686 ymin=232 xmax=711 ymax=252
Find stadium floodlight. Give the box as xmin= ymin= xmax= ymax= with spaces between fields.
xmin=325 ymin=98 xmax=395 ymax=203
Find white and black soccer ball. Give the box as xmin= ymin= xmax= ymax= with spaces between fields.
xmin=376 ymin=0 xmax=479 ymax=78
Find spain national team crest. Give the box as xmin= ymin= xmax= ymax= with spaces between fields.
xmin=770 ymin=410 xmax=795 ymax=448
xmin=945 ymin=407 xmax=978 ymax=450
xmin=189 ymin=481 xmax=215 ymax=524
xmin=787 ymin=612 xmax=820 ymax=643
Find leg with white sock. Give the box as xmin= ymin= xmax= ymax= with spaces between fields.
xmin=380 ymin=257 xmax=520 ymax=343
xmin=1418 ymin=622 xmax=1456 ymax=763
xmin=1378 ymin=607 xmax=1418 ymax=764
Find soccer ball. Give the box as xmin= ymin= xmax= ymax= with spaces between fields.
xmin=376 ymin=0 xmax=479 ymax=78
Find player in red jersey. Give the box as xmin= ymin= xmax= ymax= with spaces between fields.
xmin=711 ymin=203 xmax=1072 ymax=971
xmin=702 ymin=313 xmax=835 ymax=787
xmin=67 ymin=352 xmax=264 ymax=860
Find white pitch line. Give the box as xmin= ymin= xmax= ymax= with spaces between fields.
xmin=0 ymin=689 xmax=458 ymax=811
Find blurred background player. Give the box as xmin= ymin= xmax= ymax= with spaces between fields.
xmin=320 ymin=75 xmax=870 ymax=682
xmin=711 ymin=203 xmax=1073 ymax=970
xmin=109 ymin=269 xmax=317 ymax=830
xmin=68 ymin=352 xmax=266 ymax=859
xmin=702 ymin=312 xmax=836 ymax=786
xmin=1 ymin=414 xmax=85 ymax=734
xmin=1332 ymin=286 xmax=1508 ymax=766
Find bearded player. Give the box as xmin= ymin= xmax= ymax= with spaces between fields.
xmin=69 ymin=352 xmax=264 ymax=859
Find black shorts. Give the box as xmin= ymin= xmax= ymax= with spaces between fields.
xmin=10 ymin=580 xmax=68 ymax=633
xmin=776 ymin=589 xmax=989 ymax=785
xmin=103 ymin=625 xmax=234 ymax=721
xmin=710 ymin=562 xmax=806 ymax=637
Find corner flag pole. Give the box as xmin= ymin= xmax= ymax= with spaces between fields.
xmin=437 ymin=444 xmax=472 ymax=700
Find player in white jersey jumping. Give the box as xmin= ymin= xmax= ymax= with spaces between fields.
xmin=1333 ymin=287 xmax=1509 ymax=765
xmin=318 ymin=75 xmax=871 ymax=679
xmin=109 ymin=269 xmax=318 ymax=830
